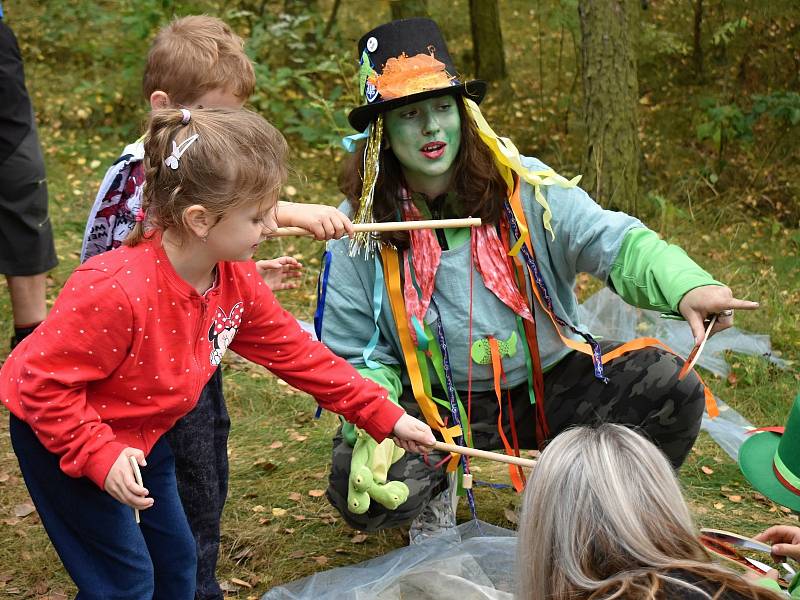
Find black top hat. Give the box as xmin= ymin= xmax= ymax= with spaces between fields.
xmin=347 ymin=18 xmax=487 ymax=132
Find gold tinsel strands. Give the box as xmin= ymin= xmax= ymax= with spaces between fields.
xmin=349 ymin=114 xmax=384 ymax=257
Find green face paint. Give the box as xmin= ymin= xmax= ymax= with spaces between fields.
xmin=384 ymin=95 xmax=462 ymax=198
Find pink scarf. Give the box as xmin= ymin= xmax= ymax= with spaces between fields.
xmin=401 ymin=201 xmax=532 ymax=344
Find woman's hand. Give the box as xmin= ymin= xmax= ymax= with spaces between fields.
xmin=678 ymin=285 xmax=759 ymax=345
xmin=256 ymin=256 xmax=303 ymax=290
xmin=103 ymin=448 xmax=153 ymax=510
xmin=754 ymin=525 xmax=800 ymax=561
xmin=278 ymin=202 xmax=354 ymax=241
xmin=391 ymin=413 xmax=435 ymax=454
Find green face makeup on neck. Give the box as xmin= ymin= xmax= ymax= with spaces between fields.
xmin=384 ymin=95 xmax=462 ymax=198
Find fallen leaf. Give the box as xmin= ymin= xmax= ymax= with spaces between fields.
xmin=251 ymin=505 xmax=266 ymax=513
xmin=503 ymin=507 xmax=518 ymax=524
xmin=713 ymin=502 xmax=724 ymax=510
xmin=13 ymin=503 xmax=35 ymax=518
xmin=351 ymin=533 xmax=368 ymax=544
xmin=253 ymin=458 xmax=278 ymax=474
xmin=258 ymin=518 xmax=270 ymax=525
xmin=33 ymin=581 xmax=48 ymax=594
xmin=308 ymin=489 xmax=325 ymax=497
xmin=230 ymin=577 xmax=252 ymax=589
xmin=289 ymin=550 xmax=305 ymax=559
xmin=728 ymin=495 xmax=742 ymax=503
xmin=779 ymin=506 xmax=793 ymax=513
xmin=232 ymin=547 xmax=253 ymax=562
xmin=219 ymin=580 xmax=240 ymax=592
xmin=270 ymin=441 xmax=284 ymax=449
xmin=288 ymin=492 xmax=302 ymax=501
xmin=272 ymin=508 xmax=287 ymax=517
xmin=313 ymin=555 xmax=329 ymax=566
xmin=284 ymin=528 xmax=295 ymax=534
xmin=0 ymin=473 xmax=9 ymax=483
xmin=701 ymin=466 xmax=714 ymax=475
xmin=293 ymin=515 xmax=306 ymax=521
xmin=292 ymin=435 xmax=308 ymax=442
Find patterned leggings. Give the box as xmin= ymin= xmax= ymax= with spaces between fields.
xmin=326 ymin=342 xmax=705 ymax=531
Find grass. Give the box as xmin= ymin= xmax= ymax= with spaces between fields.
xmin=1 ymin=0 xmax=799 ymax=597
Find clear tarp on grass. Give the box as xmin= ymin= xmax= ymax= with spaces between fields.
xmin=262 ymin=520 xmax=515 ymax=600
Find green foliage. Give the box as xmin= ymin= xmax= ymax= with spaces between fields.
xmin=241 ymin=10 xmax=356 ymax=148
xmin=696 ymin=92 xmax=800 ymax=168
xmin=711 ymin=16 xmax=749 ymax=48
xmin=639 ymin=22 xmax=690 ymax=61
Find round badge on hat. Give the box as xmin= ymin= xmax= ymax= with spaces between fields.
xmin=738 ymin=392 xmax=800 ymax=512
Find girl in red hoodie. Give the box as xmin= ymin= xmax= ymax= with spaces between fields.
xmin=1 ymin=107 xmax=434 ymax=600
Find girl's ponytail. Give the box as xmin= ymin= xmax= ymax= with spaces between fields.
xmin=126 ymin=109 xmax=192 ymax=246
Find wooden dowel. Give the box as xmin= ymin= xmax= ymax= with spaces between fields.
xmin=272 ymin=217 xmax=482 ymax=238
xmin=431 ymin=441 xmax=538 ymax=469
xmin=129 ymin=455 xmax=142 ymax=524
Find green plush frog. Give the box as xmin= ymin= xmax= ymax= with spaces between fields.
xmin=347 ymin=427 xmax=410 ymax=514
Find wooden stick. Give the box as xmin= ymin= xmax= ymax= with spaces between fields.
xmin=432 ymin=441 xmax=538 ymax=469
xmin=272 ymin=217 xmax=482 ymax=238
xmin=128 ymin=455 xmax=142 ymax=524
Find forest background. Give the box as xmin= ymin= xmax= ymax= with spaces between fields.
xmin=0 ymin=0 xmax=798 ymax=597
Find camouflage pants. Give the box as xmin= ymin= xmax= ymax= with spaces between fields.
xmin=326 ymin=342 xmax=705 ymax=531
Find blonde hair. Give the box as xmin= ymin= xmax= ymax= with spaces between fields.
xmin=126 ymin=107 xmax=287 ymax=246
xmin=516 ymin=424 xmax=783 ymax=600
xmin=142 ymin=15 xmax=255 ymax=105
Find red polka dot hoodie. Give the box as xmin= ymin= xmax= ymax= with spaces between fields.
xmin=0 ymin=233 xmax=403 ymax=489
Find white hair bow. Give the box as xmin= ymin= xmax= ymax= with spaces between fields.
xmin=164 ymin=134 xmax=200 ymax=170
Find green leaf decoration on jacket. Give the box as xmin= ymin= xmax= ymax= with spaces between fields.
xmin=470 ymin=332 xmax=518 ymax=365
xmin=348 ymin=428 xmax=409 ymax=514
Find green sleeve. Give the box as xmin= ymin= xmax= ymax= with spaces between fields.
xmin=608 ymin=228 xmax=723 ymax=314
xmin=341 ymin=364 xmax=403 ymax=446
xmin=790 ymin=570 xmax=800 ymax=598
xmin=754 ymin=577 xmax=783 ymax=593
xmin=356 ymin=364 xmax=403 ymax=405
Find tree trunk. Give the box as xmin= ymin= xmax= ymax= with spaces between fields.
xmin=469 ymin=0 xmax=506 ymax=80
xmin=390 ymin=0 xmax=429 ymax=20
xmin=693 ymin=0 xmax=704 ymax=81
xmin=578 ymin=0 xmax=640 ymax=214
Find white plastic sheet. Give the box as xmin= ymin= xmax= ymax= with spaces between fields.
xmin=262 ymin=520 xmax=516 ymax=600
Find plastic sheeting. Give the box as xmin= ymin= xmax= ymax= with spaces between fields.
xmin=262 ymin=520 xmax=516 ymax=600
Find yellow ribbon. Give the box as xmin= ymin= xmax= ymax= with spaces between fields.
xmin=463 ymin=98 xmax=582 ymax=244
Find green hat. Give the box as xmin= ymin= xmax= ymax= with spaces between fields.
xmin=738 ymin=393 xmax=800 ymax=512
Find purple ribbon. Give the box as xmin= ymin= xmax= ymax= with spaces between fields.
xmin=503 ymin=203 xmax=608 ymax=383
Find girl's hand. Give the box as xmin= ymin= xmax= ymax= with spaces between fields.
xmin=279 ymin=202 xmax=353 ymax=240
xmin=754 ymin=525 xmax=800 ymax=561
xmin=256 ymin=256 xmax=303 ymax=290
xmin=391 ymin=413 xmax=435 ymax=454
xmin=678 ymin=285 xmax=759 ymax=345
xmin=104 ymin=448 xmax=153 ymax=510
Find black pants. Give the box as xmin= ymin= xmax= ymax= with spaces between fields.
xmin=165 ymin=368 xmax=230 ymax=600
xmin=327 ymin=342 xmax=705 ymax=531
